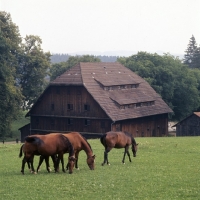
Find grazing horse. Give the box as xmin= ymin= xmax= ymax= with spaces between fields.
xmin=100 ymin=131 xmax=138 ymax=166
xmin=37 ymin=132 xmax=95 ymax=170
xmin=63 ymin=132 xmax=95 ymax=170
xmin=19 ymin=133 xmax=76 ymax=174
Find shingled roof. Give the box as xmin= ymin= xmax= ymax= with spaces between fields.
xmin=51 ymin=62 xmax=173 ymax=121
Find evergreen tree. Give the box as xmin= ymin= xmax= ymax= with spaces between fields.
xmin=184 ymin=35 xmax=199 ymax=68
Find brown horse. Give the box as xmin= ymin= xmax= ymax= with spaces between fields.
xmin=19 ymin=133 xmax=76 ymax=174
xmin=100 ymin=131 xmax=138 ymax=165
xmin=37 ymin=132 xmax=95 ymax=170
xmin=63 ymin=132 xmax=95 ymax=170
xmin=19 ymin=144 xmax=57 ymax=173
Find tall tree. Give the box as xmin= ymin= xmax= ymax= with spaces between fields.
xmin=17 ymin=35 xmax=51 ymax=109
xmin=50 ymin=55 xmax=101 ymax=81
xmin=118 ymin=52 xmax=200 ymax=120
xmin=184 ymin=35 xmax=199 ymax=68
xmin=0 ymin=12 xmax=23 ymax=138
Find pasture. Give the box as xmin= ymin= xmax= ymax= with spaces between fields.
xmin=1 ymin=137 xmax=200 ymax=200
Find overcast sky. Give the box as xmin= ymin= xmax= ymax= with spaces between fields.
xmin=1 ymin=0 xmax=200 ymax=56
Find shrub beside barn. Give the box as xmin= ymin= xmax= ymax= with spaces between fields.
xmin=19 ymin=62 xmax=172 ymax=141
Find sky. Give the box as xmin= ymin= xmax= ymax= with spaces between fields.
xmin=1 ymin=0 xmax=200 ymax=56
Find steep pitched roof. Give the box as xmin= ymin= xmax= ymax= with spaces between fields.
xmin=51 ymin=62 xmax=173 ymax=121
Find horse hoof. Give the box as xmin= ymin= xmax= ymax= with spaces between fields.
xmin=101 ymin=163 xmax=104 ymax=166
xmin=48 ymin=167 xmax=52 ymax=172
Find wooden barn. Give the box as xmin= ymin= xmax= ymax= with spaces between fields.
xmin=19 ymin=62 xmax=172 ymax=141
xmin=173 ymin=112 xmax=200 ymax=136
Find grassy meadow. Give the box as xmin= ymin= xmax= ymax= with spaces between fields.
xmin=0 ymin=137 xmax=200 ymax=200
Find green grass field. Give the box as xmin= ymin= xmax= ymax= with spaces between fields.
xmin=1 ymin=137 xmax=200 ymax=200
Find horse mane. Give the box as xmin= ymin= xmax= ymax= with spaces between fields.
xmin=82 ymin=135 xmax=93 ymax=152
xmin=60 ymin=134 xmax=74 ymax=156
xmin=25 ymin=136 xmax=44 ymax=145
xmin=123 ymin=131 xmax=136 ymax=145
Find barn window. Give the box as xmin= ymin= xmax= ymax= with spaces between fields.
xmin=68 ymin=118 xmax=73 ymax=125
xmin=84 ymin=119 xmax=90 ymax=126
xmin=131 ymin=85 xmax=136 ymax=88
xmin=51 ymin=103 xmax=54 ymax=111
xmin=67 ymin=104 xmax=73 ymax=110
xmin=84 ymin=104 xmax=90 ymax=111
xmin=136 ymin=103 xmax=141 ymax=107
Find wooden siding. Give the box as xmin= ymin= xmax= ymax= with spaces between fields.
xmin=19 ymin=123 xmax=30 ymax=142
xmin=31 ymin=86 xmax=109 ymax=118
xmin=112 ymin=114 xmax=168 ymax=137
xmin=29 ymin=86 xmax=112 ymax=134
xmin=176 ymin=114 xmax=200 ymax=136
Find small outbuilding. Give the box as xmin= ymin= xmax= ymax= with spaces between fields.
xmin=173 ymin=112 xmax=200 ymax=136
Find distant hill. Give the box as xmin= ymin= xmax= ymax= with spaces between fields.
xmin=50 ymin=54 xmax=119 ymax=63
xmin=50 ymin=51 xmax=184 ymax=63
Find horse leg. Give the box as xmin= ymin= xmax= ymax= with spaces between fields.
xmin=102 ymin=148 xmax=111 ymax=166
xmin=122 ymin=146 xmax=131 ymax=163
xmin=122 ymin=146 xmax=128 ymax=164
xmin=29 ymin=156 xmax=36 ymax=174
xmin=51 ymin=155 xmax=57 ymax=172
xmin=54 ymin=155 xmax=60 ymax=173
xmin=60 ymin=154 xmax=65 ymax=173
xmin=44 ymin=156 xmax=51 ymax=172
xmin=37 ymin=155 xmax=44 ymax=172
xmin=55 ymin=154 xmax=65 ymax=173
xmin=127 ymin=150 xmax=132 ymax=162
xmin=27 ymin=161 xmax=31 ymax=171
xmin=21 ymin=157 xmax=26 ymax=174
xmin=75 ymin=152 xmax=79 ymax=169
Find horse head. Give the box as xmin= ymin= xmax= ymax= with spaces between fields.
xmin=87 ymin=155 xmax=95 ymax=170
xmin=67 ymin=156 xmax=76 ymax=174
xmin=131 ymin=139 xmax=138 ymax=157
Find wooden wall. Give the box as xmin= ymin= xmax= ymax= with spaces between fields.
xmin=30 ymin=85 xmax=112 ymax=135
xmin=176 ymin=114 xmax=200 ymax=136
xmin=19 ymin=123 xmax=30 ymax=142
xmin=26 ymin=85 xmax=169 ymax=138
xmin=112 ymin=114 xmax=168 ymax=137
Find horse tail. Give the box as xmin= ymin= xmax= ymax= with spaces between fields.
xmin=25 ymin=136 xmax=44 ymax=146
xmin=100 ymin=134 xmax=107 ymax=146
xmin=61 ymin=135 xmax=74 ymax=156
xmin=19 ymin=144 xmax=24 ymax=158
